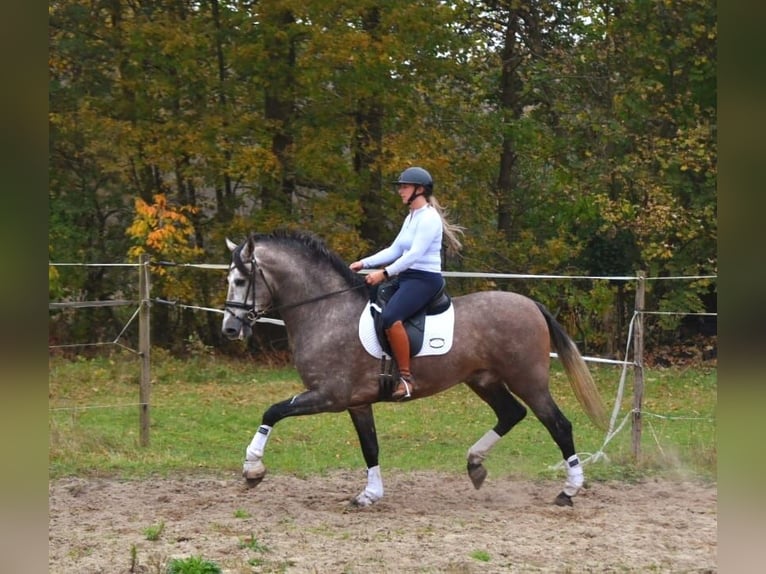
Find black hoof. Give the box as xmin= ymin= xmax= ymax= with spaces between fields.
xmin=467 ymin=462 xmax=487 ymax=490
xmin=554 ymin=491 xmax=573 ymax=506
xmin=245 ymin=476 xmax=264 ymax=489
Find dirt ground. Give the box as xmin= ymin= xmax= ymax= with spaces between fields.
xmin=49 ymin=470 xmax=717 ymax=573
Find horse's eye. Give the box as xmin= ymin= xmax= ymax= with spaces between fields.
xmin=234 ymin=279 xmax=246 ymax=287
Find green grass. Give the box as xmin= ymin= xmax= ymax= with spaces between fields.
xmin=470 ymin=549 xmax=491 ymax=562
xmin=49 ymin=351 xmax=716 ymax=483
xmin=166 ymin=556 xmax=222 ymax=574
xmin=143 ymin=521 xmax=165 ymax=541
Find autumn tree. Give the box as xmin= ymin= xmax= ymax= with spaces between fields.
xmin=49 ymin=0 xmax=716 ymax=355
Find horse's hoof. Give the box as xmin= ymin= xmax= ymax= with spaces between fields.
xmin=349 ymin=491 xmax=379 ymax=508
xmin=554 ymin=491 xmax=573 ymax=507
xmin=467 ymin=462 xmax=487 ymax=490
xmin=242 ymin=459 xmax=266 ymax=487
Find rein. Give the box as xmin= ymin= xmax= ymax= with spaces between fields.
xmin=270 ymin=284 xmax=367 ymax=315
xmin=225 ymin=244 xmax=367 ymax=327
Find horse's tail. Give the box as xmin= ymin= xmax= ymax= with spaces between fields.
xmin=536 ymin=302 xmax=608 ymax=431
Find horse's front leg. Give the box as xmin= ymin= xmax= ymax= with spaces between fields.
xmin=243 ymin=390 xmax=338 ymax=487
xmin=347 ymin=404 xmax=383 ymax=507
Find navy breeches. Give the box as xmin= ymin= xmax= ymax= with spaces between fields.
xmin=381 ymin=269 xmax=444 ymax=329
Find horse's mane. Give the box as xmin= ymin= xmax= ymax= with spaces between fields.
xmin=250 ymin=229 xmax=367 ymax=289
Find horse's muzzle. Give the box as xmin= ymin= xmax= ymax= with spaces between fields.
xmin=222 ymin=314 xmax=252 ymax=340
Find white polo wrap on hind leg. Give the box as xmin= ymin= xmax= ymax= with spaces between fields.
xmin=467 ymin=429 xmax=501 ymax=465
xmin=246 ymin=425 xmax=272 ymax=460
xmin=563 ymin=454 xmax=584 ymax=496
xmin=353 ymin=465 xmax=384 ymax=506
xmin=364 ymin=465 xmax=383 ymax=501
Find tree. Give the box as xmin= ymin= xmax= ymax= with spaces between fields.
xmin=49 ymin=0 xmax=716 ymax=355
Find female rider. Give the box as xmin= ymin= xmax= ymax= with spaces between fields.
xmin=350 ymin=167 xmax=463 ymax=400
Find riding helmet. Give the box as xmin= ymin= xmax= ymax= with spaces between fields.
xmin=394 ymin=167 xmax=434 ymax=195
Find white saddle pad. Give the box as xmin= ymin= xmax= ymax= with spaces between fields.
xmin=358 ymin=301 xmax=455 ymax=359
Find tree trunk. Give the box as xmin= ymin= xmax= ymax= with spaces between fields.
xmin=354 ymin=7 xmax=386 ymax=250
xmin=496 ymin=11 xmax=523 ymax=243
xmin=262 ymin=8 xmax=298 ymax=216
xmin=211 ymin=0 xmax=235 ymax=222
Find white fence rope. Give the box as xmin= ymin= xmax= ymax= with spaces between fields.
xmin=643 ymin=311 xmax=716 ymax=316
xmin=49 ymin=261 xmax=716 ymax=282
xmin=49 ymin=262 xmax=142 ymax=267
xmin=49 ymin=302 xmax=142 ymax=354
xmin=49 ymin=300 xmax=137 ymax=309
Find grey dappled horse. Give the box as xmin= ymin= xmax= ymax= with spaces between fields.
xmin=222 ymin=230 xmax=607 ymax=507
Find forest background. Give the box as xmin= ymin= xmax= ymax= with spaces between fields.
xmin=48 ymin=0 xmax=717 ymax=359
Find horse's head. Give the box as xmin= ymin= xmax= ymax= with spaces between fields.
xmin=221 ymin=236 xmax=274 ymax=340
xmin=222 ymin=229 xmax=368 ymax=340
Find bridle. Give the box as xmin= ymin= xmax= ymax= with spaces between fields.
xmin=224 ymin=244 xmax=275 ymax=328
xmin=224 ymin=242 xmax=367 ymax=328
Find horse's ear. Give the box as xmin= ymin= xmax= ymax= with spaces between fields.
xmin=225 ymin=238 xmax=238 ymax=252
xmin=242 ymin=237 xmax=254 ymax=259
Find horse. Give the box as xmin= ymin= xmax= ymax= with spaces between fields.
xmin=221 ymin=229 xmax=608 ymax=507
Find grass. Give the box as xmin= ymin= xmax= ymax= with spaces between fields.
xmin=143 ymin=521 xmax=165 ymax=541
xmin=49 ymin=350 xmax=717 ymax=483
xmin=166 ymin=556 xmax=222 ymax=574
xmin=470 ymin=550 xmax=491 ymax=562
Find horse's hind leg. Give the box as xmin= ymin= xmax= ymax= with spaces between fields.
xmin=523 ymin=391 xmax=584 ymax=507
xmin=465 ymin=377 xmax=528 ymax=490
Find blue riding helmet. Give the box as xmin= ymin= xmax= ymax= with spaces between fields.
xmin=394 ymin=167 xmax=434 ymax=195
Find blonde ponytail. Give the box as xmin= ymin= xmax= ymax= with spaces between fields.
xmin=428 ymin=195 xmax=464 ymax=257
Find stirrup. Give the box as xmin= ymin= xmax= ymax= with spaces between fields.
xmin=391 ymin=375 xmax=412 ymax=401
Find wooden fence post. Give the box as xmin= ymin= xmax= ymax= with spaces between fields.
xmin=631 ymin=270 xmax=645 ymax=459
xmin=138 ymin=255 xmax=151 ymax=447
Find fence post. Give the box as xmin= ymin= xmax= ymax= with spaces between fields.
xmin=138 ymin=254 xmax=151 ymax=447
xmin=631 ymin=270 xmax=645 ymax=459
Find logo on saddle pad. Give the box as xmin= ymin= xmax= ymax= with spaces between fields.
xmin=358 ymin=279 xmax=455 ymax=359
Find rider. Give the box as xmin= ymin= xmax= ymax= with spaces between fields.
xmin=350 ymin=167 xmax=463 ymax=400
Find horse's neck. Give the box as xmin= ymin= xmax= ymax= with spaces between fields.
xmin=272 ymin=259 xmax=342 ymax=300
xmin=280 ymin=291 xmax=365 ymax=357
xmin=272 ymin=264 xmax=362 ymax=328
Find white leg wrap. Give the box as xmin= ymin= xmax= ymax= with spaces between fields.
xmin=365 ymin=465 xmax=383 ymax=500
xmin=467 ymin=430 xmax=501 ymax=465
xmin=353 ymin=465 xmax=384 ymax=507
xmin=563 ymin=454 xmax=584 ymax=497
xmin=246 ymin=425 xmax=272 ymax=461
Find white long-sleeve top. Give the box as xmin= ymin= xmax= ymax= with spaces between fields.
xmin=361 ymin=204 xmax=443 ymax=276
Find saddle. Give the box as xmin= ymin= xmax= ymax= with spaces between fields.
xmin=368 ymin=277 xmax=451 ymax=357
